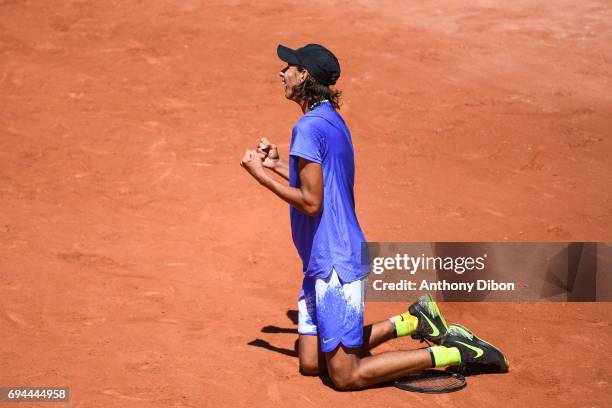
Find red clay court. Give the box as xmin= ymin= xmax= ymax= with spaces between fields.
xmin=1 ymin=0 xmax=610 ymax=407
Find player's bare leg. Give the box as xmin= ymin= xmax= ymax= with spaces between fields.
xmin=325 ymin=344 xmax=433 ymax=390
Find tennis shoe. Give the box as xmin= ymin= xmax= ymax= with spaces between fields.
xmin=408 ymin=293 xmax=449 ymax=344
xmin=442 ymin=324 xmax=509 ymax=374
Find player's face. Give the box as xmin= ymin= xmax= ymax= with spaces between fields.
xmin=279 ymin=65 xmax=305 ymax=100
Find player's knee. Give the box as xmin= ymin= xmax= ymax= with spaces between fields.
xmin=300 ymin=365 xmax=321 ymax=375
xmin=329 ymin=371 xmax=364 ymax=391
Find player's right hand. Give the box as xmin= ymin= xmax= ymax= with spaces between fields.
xmin=257 ymin=137 xmax=280 ymax=169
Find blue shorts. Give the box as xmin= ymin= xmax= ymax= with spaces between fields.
xmin=297 ymin=269 xmax=367 ymax=353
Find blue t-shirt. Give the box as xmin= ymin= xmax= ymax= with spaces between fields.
xmin=289 ymin=101 xmax=367 ymax=283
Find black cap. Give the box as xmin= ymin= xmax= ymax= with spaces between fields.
xmin=277 ymin=44 xmax=341 ymax=86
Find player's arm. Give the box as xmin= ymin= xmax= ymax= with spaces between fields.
xmin=267 ymin=159 xmax=290 ymax=181
xmin=240 ymin=150 xmax=322 ymax=216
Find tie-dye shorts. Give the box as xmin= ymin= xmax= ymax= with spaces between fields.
xmin=297 ymin=268 xmax=368 ymax=353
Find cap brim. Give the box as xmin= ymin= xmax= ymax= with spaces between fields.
xmin=277 ymin=44 xmax=301 ymax=66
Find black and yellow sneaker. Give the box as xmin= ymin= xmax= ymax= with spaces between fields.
xmin=441 ymin=324 xmax=509 ymax=374
xmin=407 ymin=294 xmax=449 ymax=344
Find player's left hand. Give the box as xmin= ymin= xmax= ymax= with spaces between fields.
xmin=240 ymin=149 xmax=266 ymax=181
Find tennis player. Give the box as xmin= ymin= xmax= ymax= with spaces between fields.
xmin=240 ymin=43 xmax=509 ymax=390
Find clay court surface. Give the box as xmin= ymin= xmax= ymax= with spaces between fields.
xmin=1 ymin=0 xmax=611 ymax=406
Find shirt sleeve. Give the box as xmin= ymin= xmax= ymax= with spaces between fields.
xmin=289 ymin=122 xmax=324 ymax=164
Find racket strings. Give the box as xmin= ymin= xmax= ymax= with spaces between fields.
xmin=395 ymin=370 xmax=467 ymax=393
xmin=402 ymin=375 xmax=462 ymax=389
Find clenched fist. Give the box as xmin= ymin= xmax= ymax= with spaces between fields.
xmin=240 ymin=149 xmax=266 ymax=182
xmin=257 ymin=137 xmax=280 ymax=169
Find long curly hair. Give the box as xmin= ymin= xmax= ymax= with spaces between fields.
xmin=294 ymin=67 xmax=342 ymax=110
